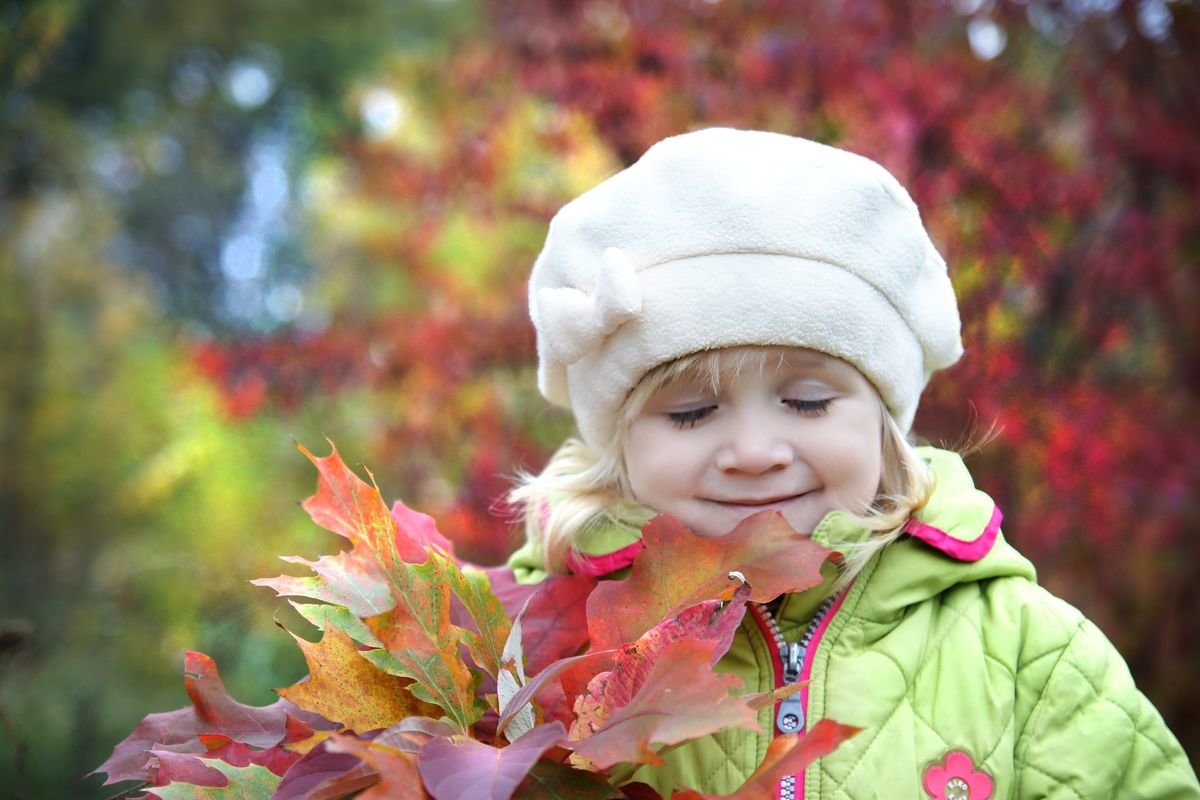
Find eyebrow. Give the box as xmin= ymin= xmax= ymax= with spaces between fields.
xmin=665 ymin=349 xmax=838 ymax=394
xmin=777 ymin=350 xmax=832 ymax=368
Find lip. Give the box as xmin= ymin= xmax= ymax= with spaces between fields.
xmin=706 ymin=493 xmax=808 ymax=508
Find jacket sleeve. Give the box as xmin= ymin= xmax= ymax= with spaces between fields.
xmin=1014 ymin=613 xmax=1199 ymax=798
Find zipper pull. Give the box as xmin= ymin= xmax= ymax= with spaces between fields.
xmin=776 ymin=694 xmax=805 ymax=734
xmin=776 ymin=642 xmax=806 ymax=734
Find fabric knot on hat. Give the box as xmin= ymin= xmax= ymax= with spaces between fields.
xmin=536 ymin=246 xmax=642 ymax=365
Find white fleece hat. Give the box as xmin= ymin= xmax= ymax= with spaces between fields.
xmin=529 ymin=127 xmax=963 ymax=451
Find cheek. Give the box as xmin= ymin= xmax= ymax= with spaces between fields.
xmin=817 ymin=412 xmax=884 ymax=502
xmin=623 ymin=426 xmax=664 ymax=499
xmin=853 ymin=445 xmax=885 ymax=500
xmin=624 ymin=423 xmax=695 ymax=502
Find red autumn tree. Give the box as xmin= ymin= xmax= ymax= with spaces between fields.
xmin=193 ymin=0 xmax=1199 ymax=757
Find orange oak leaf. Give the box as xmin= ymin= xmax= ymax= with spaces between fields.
xmin=257 ymin=444 xmax=494 ymax=733
xmin=298 ymin=441 xmax=420 ymax=570
xmin=277 ymin=625 xmax=440 ymax=732
xmin=253 ymin=444 xmax=459 ymax=618
xmin=587 ymin=513 xmax=832 ymax=650
xmin=251 ymin=443 xmax=402 ymax=617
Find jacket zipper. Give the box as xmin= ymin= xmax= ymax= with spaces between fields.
xmin=751 ymin=593 xmax=840 ymax=800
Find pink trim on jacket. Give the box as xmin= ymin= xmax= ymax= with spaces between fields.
xmin=794 ymin=588 xmax=851 ymax=800
xmin=905 ymin=506 xmax=1003 ymax=562
xmin=564 ymin=540 xmax=645 ymax=577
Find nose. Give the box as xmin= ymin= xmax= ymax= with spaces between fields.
xmin=715 ymin=413 xmax=794 ymax=474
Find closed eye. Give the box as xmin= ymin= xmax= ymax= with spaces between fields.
xmin=783 ymin=398 xmax=832 ymax=416
xmin=668 ymin=406 xmax=716 ymax=429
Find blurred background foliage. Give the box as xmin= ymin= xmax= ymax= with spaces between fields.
xmin=1 ymin=0 xmax=1196 ymax=796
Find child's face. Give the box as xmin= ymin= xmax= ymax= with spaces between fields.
xmin=623 ymin=349 xmax=884 ymax=538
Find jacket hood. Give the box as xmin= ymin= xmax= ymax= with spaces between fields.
xmin=841 ymin=447 xmax=1037 ymax=617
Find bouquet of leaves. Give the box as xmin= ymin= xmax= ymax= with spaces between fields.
xmin=94 ymin=443 xmax=859 ymax=799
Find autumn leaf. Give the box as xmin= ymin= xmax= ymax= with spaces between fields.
xmin=392 ymin=499 xmax=457 ymax=559
xmin=568 ymin=638 xmax=758 ymax=770
xmin=668 ymin=721 xmax=861 ymax=799
xmin=149 ymin=735 xmax=301 ymax=789
xmin=147 ymin=760 xmax=282 ymax=799
xmin=497 ymin=596 xmax=535 ymax=743
xmin=251 ymin=443 xmax=403 ymax=617
xmin=94 ymin=652 xmax=318 ymax=785
xmin=277 ymin=624 xmax=440 ymax=732
xmin=272 ymin=720 xmax=454 ymax=800
xmin=494 ymin=651 xmax=614 ymax=742
xmin=299 ymin=441 xmax=418 ymax=569
xmin=360 ymin=552 xmax=483 ymax=732
xmin=417 ymin=722 xmax=567 ymax=800
xmin=199 ymin=735 xmax=301 ymax=776
xmin=479 ymin=565 xmax=543 ymax=619
xmin=150 ymin=744 xmax=227 ymax=788
xmin=253 ymin=445 xmax=464 ymax=620
xmin=444 ymin=561 xmax=512 ymax=680
xmin=261 ymin=444 xmax=507 ymax=733
xmin=571 ymin=582 xmax=750 ymax=743
xmin=324 ymin=735 xmax=429 ymax=799
xmin=271 ymin=738 xmax=377 ymax=800
xmin=516 ymin=573 xmax=595 ymax=674
xmin=289 ymin=601 xmax=383 ymax=649
xmin=587 ymin=513 xmax=832 ymax=650
xmin=254 ymin=551 xmax=394 ymax=619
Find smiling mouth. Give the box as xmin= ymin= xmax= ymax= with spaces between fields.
xmin=708 ymin=494 xmax=807 ymax=507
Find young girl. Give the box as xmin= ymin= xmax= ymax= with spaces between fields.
xmin=505 ymin=129 xmax=1199 ymax=798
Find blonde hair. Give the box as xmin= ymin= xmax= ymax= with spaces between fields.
xmin=510 ymin=348 xmax=934 ymax=586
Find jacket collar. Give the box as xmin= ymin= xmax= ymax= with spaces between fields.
xmin=506 ymin=447 xmax=1030 ymax=594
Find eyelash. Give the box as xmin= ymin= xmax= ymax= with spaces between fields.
xmin=784 ymin=398 xmax=832 ymax=416
xmin=667 ymin=399 xmax=832 ymax=429
xmin=668 ymin=407 xmax=715 ymax=429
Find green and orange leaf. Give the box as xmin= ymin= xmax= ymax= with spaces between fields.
xmin=359 ymin=552 xmax=481 ymax=731
xmin=445 ymin=561 xmax=512 ymax=680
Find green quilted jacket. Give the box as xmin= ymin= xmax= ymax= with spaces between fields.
xmin=508 ymin=448 xmax=1199 ymax=798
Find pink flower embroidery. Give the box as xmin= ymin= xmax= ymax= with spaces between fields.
xmin=922 ymin=750 xmax=994 ymax=800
